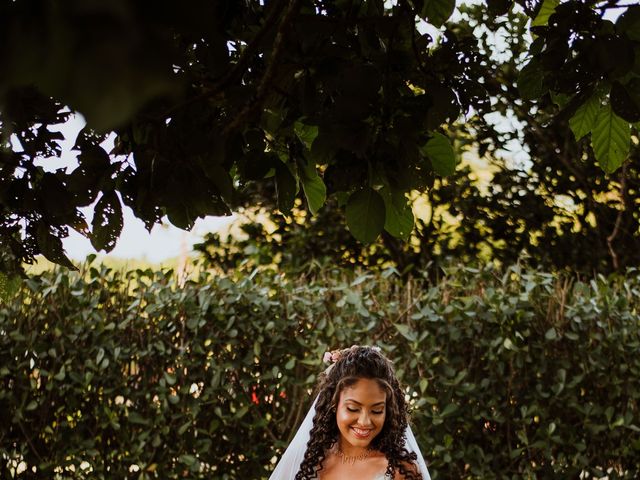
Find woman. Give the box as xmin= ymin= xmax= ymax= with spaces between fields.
xmin=269 ymin=346 xmax=431 ymax=480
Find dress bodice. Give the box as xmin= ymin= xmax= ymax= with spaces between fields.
xmin=320 ymin=473 xmax=389 ymax=480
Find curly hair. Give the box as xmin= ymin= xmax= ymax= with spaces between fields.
xmin=294 ymin=346 xmax=422 ymax=480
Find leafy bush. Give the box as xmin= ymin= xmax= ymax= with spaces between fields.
xmin=1 ymin=262 xmax=639 ymax=479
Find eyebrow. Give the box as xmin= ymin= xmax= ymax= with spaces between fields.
xmin=344 ymin=399 xmax=386 ymax=407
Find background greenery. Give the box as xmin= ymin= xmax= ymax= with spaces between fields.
xmin=2 ymin=260 xmax=639 ymax=479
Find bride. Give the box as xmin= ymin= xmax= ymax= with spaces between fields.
xmin=269 ymin=346 xmax=431 ymax=480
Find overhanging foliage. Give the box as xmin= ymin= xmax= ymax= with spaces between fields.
xmin=1 ymin=0 xmax=640 ymax=271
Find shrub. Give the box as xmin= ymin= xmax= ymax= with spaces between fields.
xmin=1 ymin=262 xmax=639 ymax=478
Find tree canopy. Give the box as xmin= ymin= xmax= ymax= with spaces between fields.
xmin=1 ymin=0 xmax=640 ymax=272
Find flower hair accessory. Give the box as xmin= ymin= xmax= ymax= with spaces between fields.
xmin=322 ymin=345 xmax=382 ymax=367
xmin=323 ymin=350 xmax=342 ymax=364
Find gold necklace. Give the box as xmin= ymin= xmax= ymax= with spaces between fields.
xmin=335 ymin=446 xmax=371 ymax=465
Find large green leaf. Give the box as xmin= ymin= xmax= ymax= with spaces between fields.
xmin=300 ymin=162 xmax=326 ymax=215
xmin=381 ymin=187 xmax=414 ymax=240
xmin=531 ymin=0 xmax=560 ymax=27
xmin=591 ymin=104 xmax=630 ymax=174
xmin=345 ymin=188 xmax=385 ymax=244
xmin=91 ymin=191 xmax=123 ymax=252
xmin=422 ymin=0 xmax=456 ymax=28
xmin=422 ymin=132 xmax=456 ymax=177
xmin=43 ymin=22 xmax=177 ymax=133
xmin=569 ymin=94 xmax=600 ymax=141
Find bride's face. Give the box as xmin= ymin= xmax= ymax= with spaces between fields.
xmin=335 ymin=377 xmax=387 ymax=449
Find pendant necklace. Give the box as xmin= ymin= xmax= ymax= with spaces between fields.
xmin=335 ymin=446 xmax=371 ymax=465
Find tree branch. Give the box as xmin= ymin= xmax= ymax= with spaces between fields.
xmin=17 ymin=418 xmax=44 ymax=464
xmin=223 ymin=0 xmax=301 ymax=137
xmin=159 ymin=0 xmax=288 ymax=120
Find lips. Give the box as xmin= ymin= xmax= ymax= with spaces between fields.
xmin=351 ymin=427 xmax=373 ymax=439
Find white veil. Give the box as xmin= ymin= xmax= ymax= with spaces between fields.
xmin=268 ymin=396 xmax=431 ymax=480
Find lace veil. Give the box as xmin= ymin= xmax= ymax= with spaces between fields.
xmin=268 ymin=396 xmax=431 ymax=480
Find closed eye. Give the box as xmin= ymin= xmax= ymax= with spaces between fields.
xmin=346 ymin=407 xmax=385 ymax=415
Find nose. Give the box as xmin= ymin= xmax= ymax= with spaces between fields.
xmin=358 ymin=411 xmax=373 ymax=427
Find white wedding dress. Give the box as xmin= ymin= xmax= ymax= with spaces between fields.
xmin=269 ymin=398 xmax=431 ymax=480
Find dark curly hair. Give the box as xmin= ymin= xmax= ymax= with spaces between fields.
xmin=295 ymin=346 xmax=422 ymax=480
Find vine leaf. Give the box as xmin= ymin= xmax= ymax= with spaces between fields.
xmin=591 ymin=104 xmax=630 ymax=174
xmin=345 ymin=188 xmax=385 ymax=244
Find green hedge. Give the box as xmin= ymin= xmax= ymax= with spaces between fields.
xmin=1 ymin=262 xmax=640 ymax=479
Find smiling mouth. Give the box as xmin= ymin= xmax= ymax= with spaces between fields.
xmin=351 ymin=427 xmax=373 ymax=438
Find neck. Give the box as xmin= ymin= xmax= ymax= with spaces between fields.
xmin=337 ymin=439 xmax=370 ymax=458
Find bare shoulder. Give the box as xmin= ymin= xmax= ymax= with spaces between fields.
xmin=369 ymin=451 xmax=388 ymax=471
xmin=319 ymin=451 xmax=340 ymax=475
